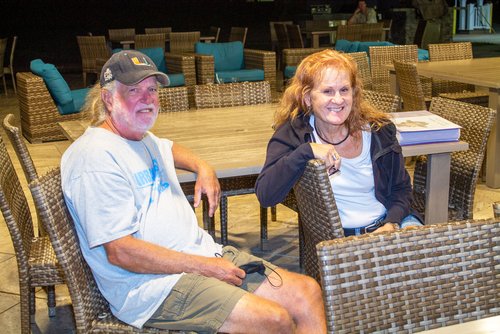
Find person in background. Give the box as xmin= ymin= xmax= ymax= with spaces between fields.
xmin=61 ymin=50 xmax=326 ymax=333
xmin=348 ymin=0 xmax=378 ymax=25
xmin=255 ymin=49 xmax=423 ymax=237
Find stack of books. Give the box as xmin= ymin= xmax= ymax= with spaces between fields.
xmin=391 ymin=110 xmax=461 ymax=146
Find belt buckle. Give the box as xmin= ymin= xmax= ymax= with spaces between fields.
xmin=364 ymin=221 xmax=383 ymax=234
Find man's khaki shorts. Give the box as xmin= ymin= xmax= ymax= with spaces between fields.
xmin=143 ymin=246 xmax=277 ymax=333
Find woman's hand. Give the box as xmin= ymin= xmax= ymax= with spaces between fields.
xmin=310 ymin=143 xmax=342 ymax=175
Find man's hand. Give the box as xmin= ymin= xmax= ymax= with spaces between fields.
xmin=193 ymin=162 xmax=221 ymax=217
xmin=200 ymin=257 xmax=246 ymax=286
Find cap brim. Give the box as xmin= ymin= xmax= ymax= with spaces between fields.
xmin=121 ymin=70 xmax=170 ymax=87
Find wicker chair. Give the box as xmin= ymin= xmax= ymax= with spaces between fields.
xmin=285 ymin=24 xmax=304 ymax=48
xmin=107 ymin=28 xmax=136 ymax=47
xmin=76 ymin=35 xmax=111 ymax=87
xmin=208 ymin=26 xmax=221 ymax=43
xmin=369 ymin=44 xmax=427 ymax=94
xmin=194 ymin=48 xmax=276 ymax=90
xmin=317 ymin=218 xmax=500 ymax=333
xmin=347 ymin=51 xmax=372 ymax=90
xmin=3 ymin=36 xmax=17 ymax=94
xmin=292 ymin=159 xmax=344 ymax=282
xmin=428 ymin=42 xmax=488 ymax=106
xmin=269 ymin=21 xmax=293 ymax=54
xmin=135 ymin=33 xmax=167 ymax=51
xmin=2 ymin=114 xmax=38 ymax=183
xmin=360 ymin=22 xmax=384 ymax=41
xmin=145 ymin=27 xmax=172 ymax=36
xmin=363 ymin=89 xmax=401 ymax=113
xmin=228 ymin=26 xmax=248 ymax=46
xmin=336 ymin=24 xmax=363 ymax=42
xmin=16 ymin=72 xmax=87 ymax=143
xmin=193 ymin=81 xmax=272 ymax=246
xmin=169 ymin=31 xmax=200 ymax=53
xmin=412 ymin=97 xmax=496 ymax=221
xmin=0 ymin=37 xmax=8 ymax=96
xmin=281 ymin=47 xmax=328 ymax=86
xmin=158 ymin=86 xmax=189 ymax=112
xmin=392 ymin=60 xmax=430 ymax=111
xmin=29 ymin=168 xmax=185 ymax=333
xmin=0 ymin=137 xmax=64 ymax=334
xmin=273 ymin=23 xmax=290 ymax=70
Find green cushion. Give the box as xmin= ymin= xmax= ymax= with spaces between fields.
xmin=30 ymin=59 xmax=72 ymax=106
xmin=138 ymin=47 xmax=167 ymax=73
xmin=57 ymin=88 xmax=90 ymax=115
xmin=195 ymin=41 xmax=244 ymax=72
xmin=166 ymin=73 xmax=185 ymax=87
xmin=216 ymin=69 xmax=264 ymax=83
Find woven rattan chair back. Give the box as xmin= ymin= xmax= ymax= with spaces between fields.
xmin=337 ymin=24 xmax=363 ymax=41
xmin=4 ymin=36 xmax=17 ymax=94
xmin=292 ymin=159 xmax=344 ymax=281
xmin=0 ymin=37 xmax=8 ymax=96
xmin=29 ymin=168 xmax=177 ymax=333
xmin=363 ymin=89 xmax=401 ymax=113
xmin=392 ymin=60 xmax=428 ymax=111
xmin=107 ymin=28 xmax=135 ymax=43
xmin=0 ymin=137 xmax=63 ymax=333
xmin=347 ymin=51 xmax=372 ymax=90
xmin=135 ymin=33 xmax=167 ymax=51
xmin=209 ymin=26 xmax=221 ymax=43
xmin=412 ymin=97 xmax=496 ymax=220
xmin=428 ymin=42 xmax=476 ymax=95
xmin=2 ymin=114 xmax=38 ymax=183
xmin=158 ymin=86 xmax=189 ymax=112
xmin=285 ymin=24 xmax=304 ymax=48
xmin=145 ymin=27 xmax=172 ymax=36
xmin=228 ymin=27 xmax=248 ymax=46
xmin=194 ymin=81 xmax=271 ymax=109
xmin=369 ymin=44 xmax=418 ymax=94
xmin=317 ymin=219 xmax=500 ymax=333
xmin=169 ymin=31 xmax=200 ymax=53
xmin=270 ymin=21 xmax=293 ymax=52
xmin=76 ymin=35 xmax=111 ymax=87
xmin=360 ymin=22 xmax=384 ymax=41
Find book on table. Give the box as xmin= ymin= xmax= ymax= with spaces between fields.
xmin=391 ymin=110 xmax=461 ymax=146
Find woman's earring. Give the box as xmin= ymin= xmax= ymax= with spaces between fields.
xmin=307 ymin=105 xmax=313 ymax=114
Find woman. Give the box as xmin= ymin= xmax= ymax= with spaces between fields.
xmin=255 ymin=49 xmax=422 ymax=236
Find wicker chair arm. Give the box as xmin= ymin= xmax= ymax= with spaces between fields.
xmin=164 ymin=52 xmax=196 ymax=86
xmin=243 ymin=49 xmax=276 ymax=91
xmin=194 ymin=54 xmax=215 ymax=84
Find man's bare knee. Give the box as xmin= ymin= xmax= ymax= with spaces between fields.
xmin=262 ymin=305 xmax=294 ymax=334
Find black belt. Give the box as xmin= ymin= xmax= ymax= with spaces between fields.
xmin=343 ymin=220 xmax=386 ymax=236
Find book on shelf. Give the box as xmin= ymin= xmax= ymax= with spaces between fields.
xmin=391 ymin=110 xmax=461 ymax=146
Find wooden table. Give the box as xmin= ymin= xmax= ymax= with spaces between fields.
xmin=388 ymin=57 xmax=500 ymax=188
xmin=311 ymin=30 xmax=336 ymax=48
xmin=59 ymin=103 xmax=467 ymax=225
xmin=421 ymin=315 xmax=500 ymax=333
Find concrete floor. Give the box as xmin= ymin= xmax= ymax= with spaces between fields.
xmin=1 ymin=42 xmax=500 ymax=332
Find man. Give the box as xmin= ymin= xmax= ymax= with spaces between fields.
xmin=61 ymin=50 xmax=326 ymax=333
xmin=348 ymin=0 xmax=378 ymax=25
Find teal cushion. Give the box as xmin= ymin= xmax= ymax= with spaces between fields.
xmin=357 ymin=41 xmax=393 ymax=54
xmin=166 ymin=73 xmax=185 ymax=87
xmin=216 ymin=69 xmax=264 ymax=83
xmin=418 ymin=49 xmax=429 ymax=61
xmin=195 ymin=41 xmax=244 ymax=71
xmin=284 ymin=66 xmax=297 ymax=79
xmin=57 ymin=88 xmax=90 ymax=115
xmin=30 ymin=59 xmax=72 ymax=106
xmin=112 ymin=48 xmax=123 ymax=54
xmin=138 ymin=47 xmax=167 ymax=73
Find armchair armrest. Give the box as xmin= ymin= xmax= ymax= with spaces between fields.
xmin=243 ymin=49 xmax=276 ymax=91
xmin=165 ymin=52 xmax=196 ymax=86
xmin=194 ymin=54 xmax=215 ymax=85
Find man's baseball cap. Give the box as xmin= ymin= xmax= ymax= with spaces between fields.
xmin=100 ymin=50 xmax=169 ymax=87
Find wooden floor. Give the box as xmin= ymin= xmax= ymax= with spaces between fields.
xmin=0 ymin=77 xmax=499 ymax=332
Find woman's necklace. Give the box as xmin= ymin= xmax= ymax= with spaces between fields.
xmin=314 ymin=120 xmax=350 ymax=146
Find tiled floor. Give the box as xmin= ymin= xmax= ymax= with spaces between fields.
xmin=1 ymin=55 xmax=500 ymax=332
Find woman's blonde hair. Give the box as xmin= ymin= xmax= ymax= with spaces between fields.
xmin=275 ymin=49 xmax=389 ymax=132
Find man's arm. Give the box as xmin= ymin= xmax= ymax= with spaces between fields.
xmin=171 ymin=143 xmax=220 ymax=216
xmin=104 ymin=235 xmax=244 ymax=285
